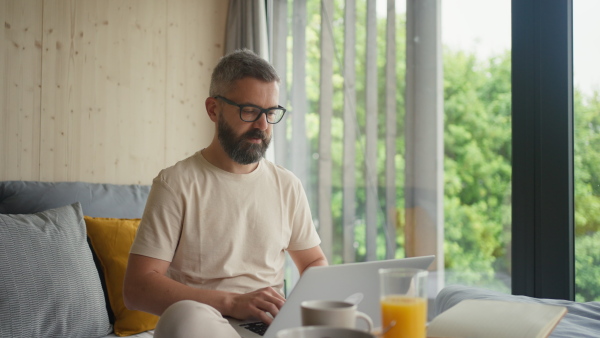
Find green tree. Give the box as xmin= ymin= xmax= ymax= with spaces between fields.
xmin=575 ymin=232 xmax=600 ymax=302
xmin=443 ymin=49 xmax=512 ymax=291
xmin=574 ymin=89 xmax=600 ymax=301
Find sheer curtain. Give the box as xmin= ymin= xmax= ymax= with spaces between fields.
xmin=225 ymin=0 xmax=270 ymax=60
xmin=267 ymin=0 xmax=445 ymax=294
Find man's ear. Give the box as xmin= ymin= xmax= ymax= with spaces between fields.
xmin=205 ymin=97 xmax=219 ymax=122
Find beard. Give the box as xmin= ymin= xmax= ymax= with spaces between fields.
xmin=217 ymin=114 xmax=271 ymax=165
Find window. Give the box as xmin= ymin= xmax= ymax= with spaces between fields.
xmin=442 ymin=0 xmax=511 ymax=292
xmin=270 ymin=0 xmax=585 ymax=301
xmin=273 ymin=0 xmax=512 ymax=296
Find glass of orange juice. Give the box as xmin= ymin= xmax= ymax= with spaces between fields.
xmin=378 ymin=268 xmax=428 ymax=338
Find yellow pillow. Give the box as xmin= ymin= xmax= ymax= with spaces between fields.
xmin=84 ymin=216 xmax=159 ymax=336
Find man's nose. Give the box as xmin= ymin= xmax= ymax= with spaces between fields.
xmin=252 ymin=112 xmax=269 ymax=130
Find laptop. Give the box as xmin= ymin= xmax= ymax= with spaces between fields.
xmin=228 ymin=255 xmax=435 ymax=338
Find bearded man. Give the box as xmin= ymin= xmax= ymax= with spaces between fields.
xmin=123 ymin=49 xmax=327 ymax=338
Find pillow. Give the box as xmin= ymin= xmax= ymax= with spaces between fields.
xmin=0 ymin=203 xmax=112 ymax=337
xmin=84 ymin=216 xmax=159 ymax=336
xmin=0 ymin=180 xmax=151 ymax=218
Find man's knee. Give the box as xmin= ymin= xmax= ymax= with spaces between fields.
xmin=155 ymin=300 xmax=237 ymax=338
xmin=163 ymin=300 xmax=222 ymax=320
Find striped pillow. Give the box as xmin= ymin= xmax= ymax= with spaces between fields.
xmin=0 ymin=203 xmax=112 ymax=337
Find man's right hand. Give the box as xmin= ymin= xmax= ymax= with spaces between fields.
xmin=225 ymin=287 xmax=286 ymax=325
xmin=124 ymin=254 xmax=286 ymax=324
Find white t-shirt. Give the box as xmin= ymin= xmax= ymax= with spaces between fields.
xmin=130 ymin=151 xmax=321 ymax=296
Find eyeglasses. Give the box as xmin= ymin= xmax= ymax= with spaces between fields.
xmin=214 ymin=95 xmax=287 ymax=124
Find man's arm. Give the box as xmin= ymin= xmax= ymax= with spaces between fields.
xmin=288 ymin=245 xmax=328 ymax=275
xmin=123 ymin=253 xmax=285 ymax=324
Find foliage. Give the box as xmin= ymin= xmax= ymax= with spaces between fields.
xmin=575 ymin=231 xmax=600 ymax=302
xmin=574 ymin=90 xmax=600 ymax=235
xmin=442 ymin=49 xmax=512 ymax=291
xmin=574 ymin=89 xmax=600 ymax=301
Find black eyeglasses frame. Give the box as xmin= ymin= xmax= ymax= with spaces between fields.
xmin=214 ymin=95 xmax=287 ymax=124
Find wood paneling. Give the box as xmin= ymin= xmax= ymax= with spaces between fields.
xmin=40 ymin=0 xmax=168 ymax=184
xmin=166 ymin=0 xmax=224 ymax=165
xmin=1 ymin=0 xmax=227 ymax=185
xmin=1 ymin=0 xmax=43 ymax=180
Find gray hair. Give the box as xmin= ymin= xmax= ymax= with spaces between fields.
xmin=209 ymin=49 xmax=280 ymax=97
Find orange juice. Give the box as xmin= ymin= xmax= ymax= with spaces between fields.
xmin=380 ymin=295 xmax=427 ymax=338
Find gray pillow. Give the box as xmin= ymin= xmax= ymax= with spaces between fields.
xmin=0 ymin=180 xmax=150 ymax=218
xmin=0 ymin=203 xmax=112 ymax=337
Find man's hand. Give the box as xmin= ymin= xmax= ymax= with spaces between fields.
xmin=226 ymin=287 xmax=286 ymax=325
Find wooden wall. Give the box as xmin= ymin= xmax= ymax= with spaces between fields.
xmin=1 ymin=0 xmax=227 ymax=185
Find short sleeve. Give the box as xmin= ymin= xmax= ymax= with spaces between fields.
xmin=130 ymin=173 xmax=183 ymax=262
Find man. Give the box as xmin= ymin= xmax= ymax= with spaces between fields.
xmin=123 ymin=49 xmax=328 ymax=337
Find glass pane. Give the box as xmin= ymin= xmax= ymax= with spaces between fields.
xmin=442 ymin=0 xmax=512 ymax=293
xmin=277 ymin=0 xmax=511 ymax=298
xmin=574 ymin=0 xmax=600 ymax=302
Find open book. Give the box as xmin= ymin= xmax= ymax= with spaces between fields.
xmin=427 ymin=299 xmax=567 ymax=338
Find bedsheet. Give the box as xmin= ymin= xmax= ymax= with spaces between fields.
xmin=433 ymin=285 xmax=600 ymax=337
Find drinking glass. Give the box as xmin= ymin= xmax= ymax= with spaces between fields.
xmin=379 ymin=268 xmax=428 ymax=338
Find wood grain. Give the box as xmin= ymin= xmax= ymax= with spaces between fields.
xmin=165 ymin=0 xmax=226 ymax=165
xmin=0 ymin=0 xmax=42 ymax=180
xmin=1 ymin=0 xmax=227 ymax=184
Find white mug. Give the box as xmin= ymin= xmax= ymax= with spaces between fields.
xmin=300 ymin=300 xmax=373 ymax=332
xmin=277 ymin=326 xmax=376 ymax=338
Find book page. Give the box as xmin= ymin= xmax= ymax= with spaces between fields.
xmin=427 ymin=299 xmax=567 ymax=338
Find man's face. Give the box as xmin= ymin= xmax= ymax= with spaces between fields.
xmin=216 ymin=78 xmax=279 ymax=165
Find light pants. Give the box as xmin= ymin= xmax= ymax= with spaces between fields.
xmin=154 ymin=300 xmax=240 ymax=338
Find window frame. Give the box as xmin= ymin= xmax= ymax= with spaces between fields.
xmin=512 ymin=0 xmax=575 ymax=300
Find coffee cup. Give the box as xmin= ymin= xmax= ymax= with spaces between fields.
xmin=277 ymin=326 xmax=376 ymax=338
xmin=300 ymin=300 xmax=373 ymax=332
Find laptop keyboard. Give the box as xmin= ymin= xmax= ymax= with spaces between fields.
xmin=239 ymin=321 xmax=269 ymax=336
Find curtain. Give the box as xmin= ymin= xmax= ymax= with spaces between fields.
xmin=225 ymin=0 xmax=270 ymax=61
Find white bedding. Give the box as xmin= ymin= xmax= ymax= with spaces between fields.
xmin=434 ymin=285 xmax=600 ymax=338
